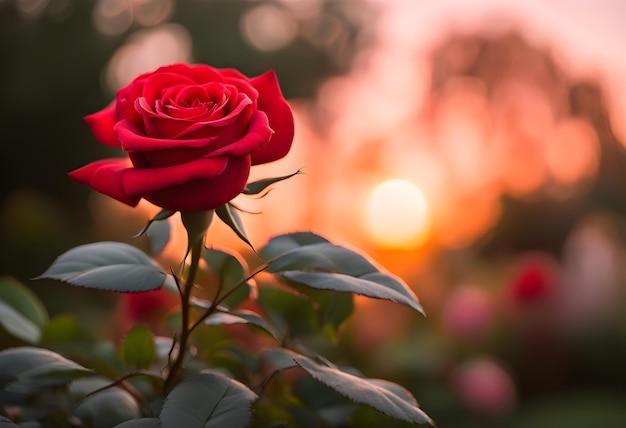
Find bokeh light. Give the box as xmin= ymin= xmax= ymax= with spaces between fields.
xmin=240 ymin=4 xmax=298 ymax=52
xmin=105 ymin=23 xmax=192 ymax=92
xmin=16 ymin=0 xmax=49 ymax=16
xmin=365 ymin=179 xmax=430 ymax=249
xmin=93 ymin=0 xmax=174 ymax=36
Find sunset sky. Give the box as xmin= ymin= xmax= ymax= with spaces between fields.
xmin=90 ymin=0 xmax=626 ymax=256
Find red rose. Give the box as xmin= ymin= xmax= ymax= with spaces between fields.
xmin=70 ymin=63 xmax=294 ymax=212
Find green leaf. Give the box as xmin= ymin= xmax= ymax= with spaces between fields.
xmin=0 ymin=301 xmax=40 ymax=344
xmin=259 ymin=232 xmax=330 ymax=261
xmin=0 ymin=275 xmax=48 ymax=329
xmin=71 ymin=377 xmax=142 ymax=428
xmin=242 ymin=170 xmax=301 ymax=195
xmin=0 ymin=347 xmax=92 ymax=393
xmin=264 ymin=242 xmax=376 ymax=275
xmin=293 ymin=375 xmax=359 ymax=426
xmin=215 ymin=204 xmax=255 ymax=252
xmin=132 ymin=209 xmax=176 ymax=238
xmin=41 ymin=314 xmax=91 ymax=345
xmin=160 ymin=371 xmax=257 ymax=428
xmin=202 ymin=248 xmax=249 ymax=308
xmin=260 ymin=348 xmax=300 ymax=373
xmin=147 ymin=219 xmax=171 ymax=255
xmin=260 ymin=233 xmax=423 ymax=314
xmin=115 ymin=419 xmax=161 ymax=427
xmin=263 ymin=286 xmax=353 ymax=342
xmin=317 ymin=292 xmax=354 ymax=341
xmin=283 ymin=271 xmax=424 ymax=314
xmin=204 ymin=309 xmax=279 ymax=340
xmin=120 ymin=325 xmax=156 ymax=370
xmin=36 ymin=242 xmax=168 ymax=293
xmin=265 ymin=349 xmax=433 ymax=426
xmin=257 ymin=287 xmax=316 ymax=339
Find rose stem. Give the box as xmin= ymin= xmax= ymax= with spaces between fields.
xmin=163 ymin=234 xmax=203 ymax=394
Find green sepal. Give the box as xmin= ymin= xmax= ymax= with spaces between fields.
xmin=242 ymin=169 xmax=302 ymax=196
xmin=215 ymin=203 xmax=255 ymax=252
xmin=132 ymin=209 xmax=176 ymax=238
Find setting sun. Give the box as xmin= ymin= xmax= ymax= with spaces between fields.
xmin=365 ymin=179 xmax=430 ymax=249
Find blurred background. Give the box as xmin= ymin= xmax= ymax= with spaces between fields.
xmin=2 ymin=0 xmax=626 ymax=426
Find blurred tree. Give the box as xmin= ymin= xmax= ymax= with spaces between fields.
xmin=427 ymin=32 xmax=626 ymax=255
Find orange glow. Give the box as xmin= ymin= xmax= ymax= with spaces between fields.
xmin=91 ymin=0 xmax=626 ymax=261
xmin=545 ymin=118 xmax=599 ymax=185
xmin=433 ymin=191 xmax=502 ymax=249
xmin=365 ymin=179 xmax=430 ymax=249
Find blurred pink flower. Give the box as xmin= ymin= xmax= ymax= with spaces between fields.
xmin=442 ymin=284 xmax=494 ymax=341
xmin=451 ymin=358 xmax=517 ymax=418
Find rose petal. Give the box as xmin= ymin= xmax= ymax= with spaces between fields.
xmin=156 ymin=63 xmax=195 ymax=75
xmin=160 ymin=83 xmax=201 ymax=108
xmin=142 ymin=155 xmax=251 ymax=212
xmin=134 ymin=84 xmax=253 ymax=140
xmin=117 ymin=78 xmax=149 ymax=127
xmin=137 ymin=95 xmax=253 ymax=140
xmin=249 ymin=70 xmax=294 ymax=165
xmin=114 ymin=64 xmax=221 ymax=128
xmin=122 ymin=156 xmax=229 ymax=195
xmin=141 ymin=72 xmax=197 ymax=107
xmin=222 ymin=71 xmax=260 ymax=103
xmin=211 ymin=110 xmax=273 ymax=157
xmin=115 ymin=119 xmax=219 ymax=151
xmin=181 ymin=64 xmax=226 ymax=84
xmin=219 ymin=68 xmax=248 ymax=80
xmin=68 ymin=158 xmax=140 ymax=206
xmin=174 ymin=85 xmax=210 ymax=106
xmin=130 ymin=145 xmax=216 ymax=169
xmin=84 ymin=103 xmax=120 ymax=147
